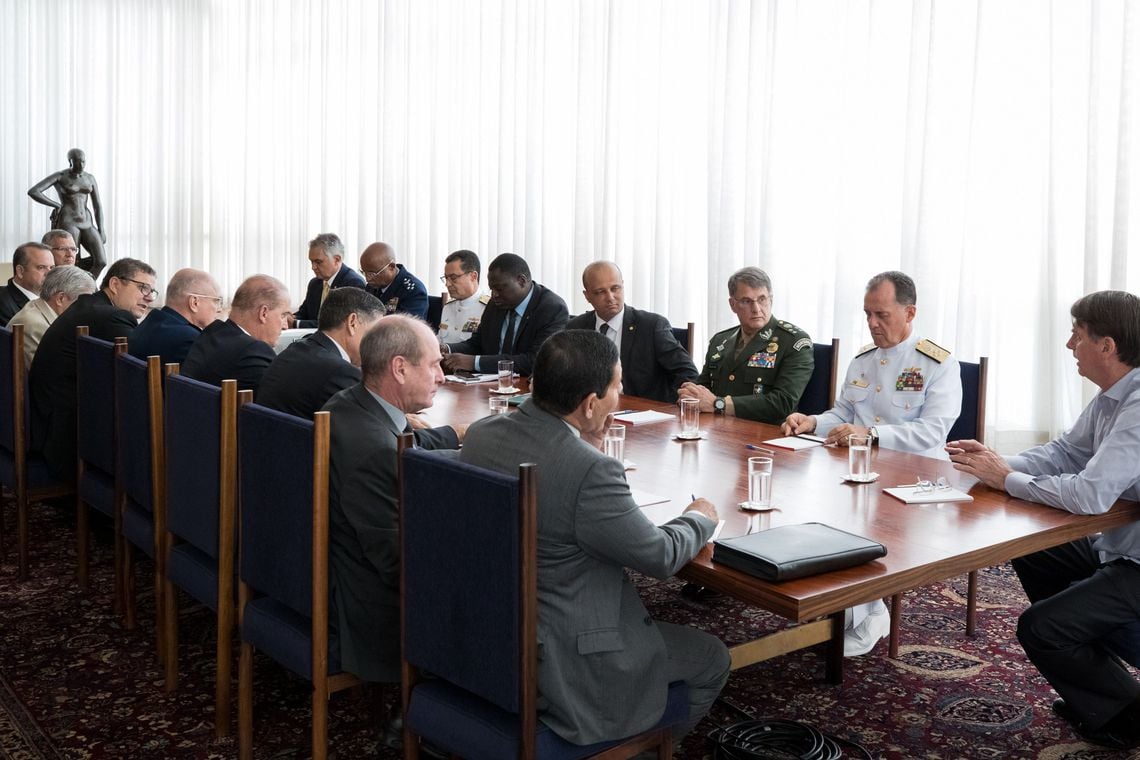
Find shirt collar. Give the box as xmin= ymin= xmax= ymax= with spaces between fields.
xmin=13 ymin=281 xmax=37 ymax=301
xmin=513 ymin=285 xmax=535 ymax=317
xmin=323 ymin=332 xmax=350 ymax=361
xmin=365 ymin=386 xmax=409 ymax=431
xmin=596 ymin=308 xmax=624 ymax=333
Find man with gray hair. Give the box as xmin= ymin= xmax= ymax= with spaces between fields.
xmin=321 ymin=315 xmax=462 ymax=700
xmin=259 ymin=288 xmax=387 ymax=418
xmin=128 ymin=268 xmax=224 ymax=365
xmin=42 ymin=230 xmax=78 ymax=267
xmin=1 ymin=242 xmax=55 ymax=326
xmin=290 ymin=233 xmax=366 ymax=328
xmin=679 ymin=266 xmax=814 ymax=423
xmin=8 ymin=265 xmax=96 ymax=365
xmin=181 ymin=274 xmax=292 ymax=397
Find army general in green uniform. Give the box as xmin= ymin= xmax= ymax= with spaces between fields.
xmin=678 ymin=267 xmax=813 ymax=423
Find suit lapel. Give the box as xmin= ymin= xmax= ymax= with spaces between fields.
xmin=619 ymin=307 xmax=637 ymax=366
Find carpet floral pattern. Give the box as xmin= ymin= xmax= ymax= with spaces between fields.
xmin=1 ymin=499 xmax=1137 ymax=759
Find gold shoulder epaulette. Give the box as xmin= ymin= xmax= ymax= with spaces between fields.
xmin=916 ymin=338 xmax=950 ymax=363
xmin=777 ymin=320 xmax=805 ymax=336
xmin=478 ymin=294 xmax=491 ymax=304
xmin=855 ymin=342 xmax=877 ymax=357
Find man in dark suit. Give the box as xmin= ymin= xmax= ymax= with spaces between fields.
xmin=128 ymin=268 xmax=223 ymax=365
xmin=460 ymin=330 xmax=729 ymax=746
xmin=289 ymin=233 xmax=367 ymax=328
xmin=1 ymin=242 xmax=55 ymax=326
xmin=29 ymin=257 xmax=157 ymax=480
xmin=323 ymin=315 xmax=463 ymax=686
xmin=181 ymin=274 xmax=292 ymax=398
xmin=442 ymin=252 xmax=569 ymax=377
xmin=258 ymin=288 xmax=386 ymax=418
xmin=359 ymin=241 xmax=428 ymax=318
xmin=566 ymin=261 xmax=697 ymax=402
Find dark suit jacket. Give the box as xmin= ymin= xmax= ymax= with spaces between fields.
xmin=566 ymin=306 xmax=697 ymax=402
xmin=366 ymin=264 xmax=428 ymax=319
xmin=293 ymin=266 xmax=367 ymax=328
xmin=0 ymin=279 xmax=31 ymax=327
xmin=127 ymin=306 xmax=202 ymax=365
xmin=28 ymin=290 xmax=138 ymax=479
xmin=180 ymin=319 xmax=277 ymax=398
xmin=460 ymin=400 xmax=713 ymax=744
xmin=257 ymin=331 xmax=360 ymax=419
xmin=323 ymin=383 xmax=459 ymax=682
xmin=446 ymin=282 xmax=569 ymax=376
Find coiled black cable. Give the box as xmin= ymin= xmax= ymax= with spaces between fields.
xmin=707 ymin=702 xmax=873 ymax=759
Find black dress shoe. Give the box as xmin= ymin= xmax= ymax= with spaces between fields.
xmin=681 ymin=582 xmax=720 ymax=601
xmin=1051 ymin=698 xmax=1140 ymax=750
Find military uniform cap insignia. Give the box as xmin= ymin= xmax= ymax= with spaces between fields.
xmin=916 ymin=338 xmax=951 ymax=363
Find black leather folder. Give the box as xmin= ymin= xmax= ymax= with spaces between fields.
xmin=712 ymin=522 xmax=887 ymax=582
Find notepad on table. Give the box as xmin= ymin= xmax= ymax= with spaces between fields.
xmin=884 ymin=486 xmax=974 ymax=504
xmin=613 ymin=410 xmax=675 ymax=425
xmin=763 ymin=435 xmax=826 ymax=451
xmin=445 ymin=372 xmax=499 ymax=385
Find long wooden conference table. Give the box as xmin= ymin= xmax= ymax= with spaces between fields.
xmin=424 ymin=379 xmax=1140 ymax=684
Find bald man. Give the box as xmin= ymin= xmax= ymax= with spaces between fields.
xmin=128 ymin=268 xmax=224 ymax=364
xmin=359 ymin=242 xmax=428 ymax=319
xmin=181 ymin=274 xmax=292 ymax=398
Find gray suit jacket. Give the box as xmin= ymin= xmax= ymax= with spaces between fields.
xmin=459 ymin=399 xmax=713 ymax=745
xmin=322 ymin=383 xmax=459 ymax=682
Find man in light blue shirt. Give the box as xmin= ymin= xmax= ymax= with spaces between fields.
xmin=948 ymin=290 xmax=1140 ymax=751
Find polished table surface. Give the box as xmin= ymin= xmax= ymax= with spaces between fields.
xmin=424 ymin=379 xmax=1140 ymax=678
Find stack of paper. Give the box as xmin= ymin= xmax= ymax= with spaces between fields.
xmin=884 ymin=486 xmax=973 ymax=504
xmin=613 ymin=410 xmax=675 ymax=425
xmin=763 ymin=435 xmax=827 ymax=450
xmin=445 ymin=373 xmax=499 ymax=385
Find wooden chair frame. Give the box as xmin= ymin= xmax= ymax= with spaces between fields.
xmin=1 ymin=324 xmax=74 ymax=580
xmin=889 ymin=356 xmax=989 ymax=656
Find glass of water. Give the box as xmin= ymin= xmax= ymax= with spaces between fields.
xmin=848 ymin=434 xmax=872 ymax=480
xmin=679 ymin=398 xmax=700 ymax=437
xmin=497 ymin=360 xmax=515 ymax=392
xmin=746 ymin=456 xmax=773 ymax=510
xmin=603 ymin=425 xmax=626 ymax=464
xmin=489 ymin=396 xmax=509 ymax=415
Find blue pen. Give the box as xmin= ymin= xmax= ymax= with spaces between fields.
xmin=691 ymin=493 xmax=697 ymax=502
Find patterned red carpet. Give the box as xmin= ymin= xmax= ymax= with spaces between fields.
xmin=1 ymin=499 xmax=1137 ymax=759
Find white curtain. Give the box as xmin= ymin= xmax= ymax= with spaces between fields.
xmin=2 ymin=0 xmax=1136 ymax=446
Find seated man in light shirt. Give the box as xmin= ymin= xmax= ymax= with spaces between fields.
xmin=947 ymin=290 xmax=1140 ymax=751
xmin=436 ymin=249 xmax=488 ymax=343
xmin=9 ymin=265 xmax=96 ymax=366
xmin=783 ymin=270 xmax=962 ymax=657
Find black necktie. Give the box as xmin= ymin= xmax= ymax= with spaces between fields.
xmin=599 ymin=323 xmax=609 ymax=336
xmin=502 ymin=309 xmax=518 ymax=353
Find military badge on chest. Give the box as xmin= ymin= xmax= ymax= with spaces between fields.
xmin=461 ymin=316 xmax=481 ymax=332
xmin=386 ymin=297 xmax=399 ymax=314
xmin=747 ymin=338 xmax=779 ymax=369
xmin=896 ymin=367 xmax=925 ymax=391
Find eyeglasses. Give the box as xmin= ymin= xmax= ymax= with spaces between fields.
xmin=906 ymin=476 xmax=950 ymax=493
xmin=732 ymin=296 xmax=771 ymax=309
xmin=439 ymin=272 xmax=472 ymax=284
xmin=121 ymin=277 xmax=159 ymax=300
xmin=51 ymin=246 xmax=79 ymax=254
xmin=361 ymin=263 xmax=395 ymax=278
xmin=188 ymin=293 xmax=223 ymax=307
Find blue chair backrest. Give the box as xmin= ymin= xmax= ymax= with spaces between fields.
xmin=77 ymin=336 xmax=118 ymax=474
xmin=797 ymin=340 xmax=838 ymax=415
xmin=0 ymin=327 xmax=17 ymax=455
xmin=402 ymin=448 xmax=523 ymax=714
xmin=426 ymin=295 xmax=444 ymax=332
xmin=166 ymin=374 xmax=225 ymax=556
xmin=670 ymin=325 xmax=690 ymax=352
xmin=947 ymin=358 xmax=985 ymax=443
xmin=239 ymin=403 xmax=317 ymax=619
xmin=115 ymin=353 xmax=154 ymax=509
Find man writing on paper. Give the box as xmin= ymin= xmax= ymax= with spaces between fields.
xmin=460 ymin=329 xmax=729 ymax=747
xmin=678 ymin=266 xmax=813 ymax=422
xmin=783 ymin=270 xmax=962 ymax=656
xmin=947 ymin=290 xmax=1140 ymax=751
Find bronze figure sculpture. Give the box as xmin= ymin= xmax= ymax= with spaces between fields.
xmin=28 ymin=148 xmax=107 ymax=278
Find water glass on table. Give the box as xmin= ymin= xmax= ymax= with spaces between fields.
xmin=679 ymin=397 xmax=700 ymax=438
xmin=848 ymin=433 xmax=872 ymax=480
xmin=497 ymin=360 xmax=515 ymax=392
xmin=489 ymin=396 xmax=509 ymax=415
xmin=603 ymin=425 xmax=626 ymax=464
xmin=745 ymin=456 xmax=773 ymax=510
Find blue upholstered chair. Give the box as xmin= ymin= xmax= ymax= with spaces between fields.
xmin=163 ymin=374 xmax=249 ymax=736
xmin=76 ymin=331 xmax=128 ymax=605
xmin=0 ymin=324 xmax=73 ymax=579
xmin=889 ymin=356 xmax=989 ymax=657
xmin=426 ymin=293 xmax=446 ymax=332
xmin=237 ymin=405 xmax=360 ymax=760
xmin=670 ymin=321 xmax=695 ymax=356
xmin=400 ymin=448 xmax=685 ymax=759
xmin=796 ymin=338 xmax=840 ymax=415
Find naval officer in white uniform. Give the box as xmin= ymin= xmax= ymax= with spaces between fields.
xmin=436 ymin=249 xmax=488 ymax=343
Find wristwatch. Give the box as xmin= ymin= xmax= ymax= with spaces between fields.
xmin=713 ymin=397 xmax=726 ymax=415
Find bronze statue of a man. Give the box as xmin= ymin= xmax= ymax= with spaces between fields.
xmin=28 ymin=148 xmax=107 ymax=279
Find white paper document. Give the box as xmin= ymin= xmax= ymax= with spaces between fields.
xmin=763 ymin=435 xmax=826 ymax=450
xmin=445 ymin=373 xmax=499 ymax=385
xmin=884 ymin=486 xmax=974 ymax=504
xmin=613 ymin=410 xmax=675 ymax=425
